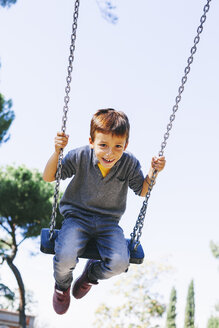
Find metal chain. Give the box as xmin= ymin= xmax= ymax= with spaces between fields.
xmin=131 ymin=0 xmax=212 ymax=248
xmin=49 ymin=0 xmax=80 ymax=239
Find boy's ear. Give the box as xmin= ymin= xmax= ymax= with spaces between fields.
xmin=89 ymin=137 xmax=94 ymax=149
xmin=124 ymin=141 xmax=129 ymax=151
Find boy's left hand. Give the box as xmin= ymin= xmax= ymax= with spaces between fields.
xmin=151 ymin=156 xmax=166 ymax=172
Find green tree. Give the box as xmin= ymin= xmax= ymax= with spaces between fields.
xmin=184 ymin=280 xmax=195 ymax=328
xmin=207 ymin=317 xmax=219 ymax=328
xmin=0 ymin=286 xmax=37 ymax=315
xmin=94 ymin=260 xmax=168 ymax=328
xmin=1 ymin=0 xmax=17 ymax=143
xmin=210 ymin=241 xmax=219 ymax=259
xmin=0 ymin=165 xmax=62 ymax=328
xmin=0 ymin=0 xmax=17 ymax=8
xmin=0 ymin=282 xmax=15 ymax=302
xmin=0 ymin=93 xmax=15 ymax=145
xmin=209 ymin=241 xmax=219 ymax=319
xmin=166 ymin=287 xmax=177 ymax=328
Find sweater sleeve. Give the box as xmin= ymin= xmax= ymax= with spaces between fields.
xmin=60 ymin=149 xmax=78 ymax=180
xmin=128 ymin=155 xmax=145 ymax=196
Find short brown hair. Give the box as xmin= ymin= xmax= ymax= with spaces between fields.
xmin=90 ymin=108 xmax=130 ymax=142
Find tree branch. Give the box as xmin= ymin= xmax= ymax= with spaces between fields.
xmin=5 ymin=257 xmax=26 ymax=328
xmin=0 ymin=220 xmax=12 ymax=235
xmin=17 ymin=236 xmax=27 ymax=247
xmin=0 ymin=238 xmax=12 ymax=247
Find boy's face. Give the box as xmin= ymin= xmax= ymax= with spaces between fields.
xmin=89 ymin=132 xmax=128 ymax=169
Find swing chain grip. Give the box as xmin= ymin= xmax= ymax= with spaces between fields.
xmin=49 ymin=0 xmax=80 ymax=241
xmin=130 ymin=0 xmax=212 ymax=248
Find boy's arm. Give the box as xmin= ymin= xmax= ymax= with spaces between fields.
xmin=43 ymin=132 xmax=69 ymax=182
xmin=140 ymin=156 xmax=166 ymax=197
xmin=43 ymin=152 xmax=60 ymax=182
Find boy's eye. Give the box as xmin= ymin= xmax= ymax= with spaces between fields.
xmin=116 ymin=145 xmax=122 ymax=149
xmin=99 ymin=144 xmax=106 ymax=147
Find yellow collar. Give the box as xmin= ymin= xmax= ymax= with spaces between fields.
xmin=97 ymin=163 xmax=111 ymax=177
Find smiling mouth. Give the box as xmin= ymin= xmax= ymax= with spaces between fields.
xmin=102 ymin=158 xmax=115 ymax=164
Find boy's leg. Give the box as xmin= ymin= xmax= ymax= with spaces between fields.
xmin=53 ymin=217 xmax=90 ymax=314
xmin=72 ymin=218 xmax=129 ymax=299
xmin=88 ymin=220 xmax=130 ymax=281
xmin=72 ymin=259 xmax=99 ymax=299
xmin=53 ymin=217 xmax=90 ymax=291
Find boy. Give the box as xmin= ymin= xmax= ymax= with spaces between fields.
xmin=43 ymin=108 xmax=165 ymax=315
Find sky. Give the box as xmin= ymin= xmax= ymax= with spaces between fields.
xmin=0 ymin=0 xmax=219 ymax=327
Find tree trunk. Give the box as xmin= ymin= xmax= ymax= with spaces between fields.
xmin=6 ymin=257 xmax=26 ymax=328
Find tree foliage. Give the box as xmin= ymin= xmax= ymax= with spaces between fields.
xmin=207 ymin=317 xmax=219 ymax=328
xmin=210 ymin=241 xmax=219 ymax=259
xmin=0 ymin=286 xmax=37 ymax=314
xmin=0 ymin=0 xmax=17 ymax=8
xmin=184 ymin=280 xmax=195 ymax=328
xmin=0 ymin=94 xmax=15 ymax=145
xmin=0 ymin=165 xmax=63 ymax=239
xmin=94 ymin=261 xmax=168 ymax=328
xmin=166 ymin=287 xmax=177 ymax=328
xmin=0 ymin=165 xmax=63 ymax=327
xmin=0 ymin=282 xmax=15 ymax=302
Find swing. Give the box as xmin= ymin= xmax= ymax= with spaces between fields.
xmin=40 ymin=0 xmax=212 ymax=264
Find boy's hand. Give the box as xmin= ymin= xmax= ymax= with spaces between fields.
xmin=141 ymin=156 xmax=166 ymax=196
xmin=151 ymin=156 xmax=166 ymax=173
xmin=55 ymin=132 xmax=69 ymax=154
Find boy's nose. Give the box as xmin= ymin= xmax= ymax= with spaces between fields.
xmin=106 ymin=148 xmax=113 ymax=156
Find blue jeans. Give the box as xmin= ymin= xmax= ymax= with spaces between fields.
xmin=53 ymin=215 xmax=130 ymax=290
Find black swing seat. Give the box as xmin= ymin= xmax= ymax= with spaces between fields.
xmin=40 ymin=228 xmax=144 ymax=264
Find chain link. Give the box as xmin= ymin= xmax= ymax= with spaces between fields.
xmin=49 ymin=0 xmax=80 ymax=239
xmin=131 ymin=0 xmax=212 ymax=248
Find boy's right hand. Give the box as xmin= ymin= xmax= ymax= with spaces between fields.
xmin=55 ymin=132 xmax=69 ymax=154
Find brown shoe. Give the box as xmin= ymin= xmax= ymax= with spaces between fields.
xmin=72 ymin=259 xmax=98 ymax=299
xmin=53 ymin=285 xmax=70 ymax=315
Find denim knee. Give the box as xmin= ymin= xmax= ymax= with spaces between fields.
xmin=54 ymin=252 xmax=77 ymax=272
xmin=106 ymin=253 xmax=129 ymax=277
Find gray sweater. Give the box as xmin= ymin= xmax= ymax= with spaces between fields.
xmin=59 ymin=145 xmax=144 ymax=220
